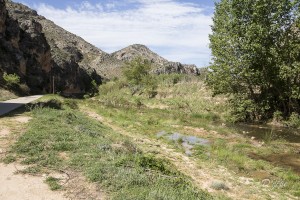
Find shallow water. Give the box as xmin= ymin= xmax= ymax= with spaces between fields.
xmin=231 ymin=124 xmax=300 ymax=143
xmin=248 ymin=153 xmax=300 ymax=175
xmin=157 ymin=131 xmax=209 ymax=156
xmin=232 ymin=124 xmax=300 ymax=175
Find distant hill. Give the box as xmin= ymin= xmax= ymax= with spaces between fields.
xmin=112 ymin=44 xmax=199 ymax=75
xmin=0 ymin=0 xmax=199 ymax=96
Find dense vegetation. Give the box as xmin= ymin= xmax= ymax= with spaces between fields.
xmin=208 ymin=0 xmax=300 ymax=122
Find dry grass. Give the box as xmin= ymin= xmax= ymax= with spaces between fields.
xmin=0 ymin=88 xmax=18 ymax=101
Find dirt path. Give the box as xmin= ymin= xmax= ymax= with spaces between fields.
xmin=0 ymin=163 xmax=67 ymax=200
xmin=84 ymin=109 xmax=296 ymax=200
xmin=0 ymin=114 xmax=68 ymax=200
xmin=0 ymin=112 xmax=104 ymax=200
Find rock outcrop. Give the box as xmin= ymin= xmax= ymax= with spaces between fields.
xmin=0 ymin=0 xmax=102 ymax=95
xmin=153 ymin=62 xmax=199 ymax=75
xmin=112 ymin=44 xmax=168 ymax=65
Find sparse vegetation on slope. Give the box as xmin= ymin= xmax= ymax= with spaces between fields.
xmin=88 ymin=74 xmax=300 ymax=199
xmin=0 ymin=88 xmax=17 ymax=101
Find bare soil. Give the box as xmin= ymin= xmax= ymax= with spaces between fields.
xmin=0 ymin=163 xmax=67 ymax=200
xmin=0 ymin=113 xmax=104 ymax=200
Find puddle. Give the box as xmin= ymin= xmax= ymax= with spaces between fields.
xmin=157 ymin=131 xmax=210 ymax=156
xmin=231 ymin=124 xmax=300 ymax=143
xmin=248 ymin=152 xmax=300 ymax=175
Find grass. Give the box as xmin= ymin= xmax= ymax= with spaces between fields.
xmin=87 ymin=74 xmax=300 ymax=198
xmin=9 ymin=101 xmax=212 ymax=199
xmin=2 ymin=73 xmax=300 ymax=198
xmin=45 ymin=176 xmax=62 ymax=191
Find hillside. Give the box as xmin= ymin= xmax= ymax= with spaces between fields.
xmin=0 ymin=0 xmax=200 ymax=97
xmin=112 ymin=44 xmax=200 ymax=75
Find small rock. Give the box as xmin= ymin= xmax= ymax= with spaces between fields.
xmin=261 ymin=179 xmax=271 ymax=185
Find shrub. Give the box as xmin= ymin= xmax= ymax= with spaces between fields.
xmin=3 ymin=72 xmax=20 ymax=87
xmin=123 ymin=57 xmax=158 ymax=98
xmin=273 ymin=111 xmax=283 ymax=122
xmin=123 ymin=57 xmax=151 ymax=85
xmin=285 ymin=112 xmax=300 ymax=128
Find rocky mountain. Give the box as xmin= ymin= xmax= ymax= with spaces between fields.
xmin=0 ymin=0 xmax=199 ymax=96
xmin=112 ymin=44 xmax=200 ymax=75
xmin=112 ymin=44 xmax=168 ymax=65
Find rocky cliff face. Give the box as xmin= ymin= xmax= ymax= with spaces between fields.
xmin=0 ymin=0 xmax=50 ymax=93
xmin=0 ymin=0 xmax=199 ymax=96
xmin=112 ymin=44 xmax=199 ymax=75
xmin=153 ymin=62 xmax=199 ymax=75
xmin=0 ymin=0 xmax=102 ymax=95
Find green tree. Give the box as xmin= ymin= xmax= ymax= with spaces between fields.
xmin=207 ymin=0 xmax=300 ymax=121
xmin=123 ymin=57 xmax=157 ymax=97
xmin=123 ymin=57 xmax=151 ymax=85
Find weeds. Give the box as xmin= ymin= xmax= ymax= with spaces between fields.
xmin=2 ymin=154 xmax=16 ymax=164
xmin=45 ymin=176 xmax=62 ymax=191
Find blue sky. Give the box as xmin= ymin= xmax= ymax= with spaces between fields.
xmin=14 ymin=0 xmax=215 ymax=67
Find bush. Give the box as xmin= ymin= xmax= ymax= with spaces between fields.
xmin=123 ymin=57 xmax=151 ymax=85
xmin=123 ymin=57 xmax=158 ymax=98
xmin=285 ymin=112 xmax=300 ymax=128
xmin=3 ymin=73 xmax=20 ymax=87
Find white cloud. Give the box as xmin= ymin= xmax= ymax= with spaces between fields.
xmin=34 ymin=0 xmax=213 ymax=66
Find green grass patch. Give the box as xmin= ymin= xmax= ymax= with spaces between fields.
xmin=45 ymin=176 xmax=62 ymax=191
xmin=11 ymin=106 xmax=212 ymax=199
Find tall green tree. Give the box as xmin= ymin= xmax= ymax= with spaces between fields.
xmin=208 ymin=0 xmax=300 ymax=121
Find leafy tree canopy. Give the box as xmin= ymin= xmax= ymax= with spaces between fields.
xmin=207 ymin=0 xmax=300 ymax=121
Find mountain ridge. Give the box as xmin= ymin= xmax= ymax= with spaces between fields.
xmin=111 ymin=44 xmax=200 ymax=75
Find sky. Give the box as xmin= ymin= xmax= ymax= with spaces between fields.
xmin=13 ymin=0 xmax=215 ymax=67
